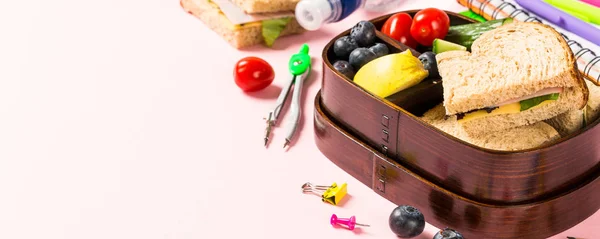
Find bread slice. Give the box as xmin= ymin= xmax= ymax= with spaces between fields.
xmin=584 ymin=80 xmax=600 ymax=123
xmin=544 ymin=109 xmax=584 ymax=137
xmin=181 ymin=0 xmax=304 ymax=48
xmin=546 ymin=79 xmax=600 ymax=136
xmin=232 ymin=0 xmax=299 ymax=13
xmin=437 ymin=22 xmax=588 ymax=136
xmin=422 ymin=104 xmax=561 ymax=151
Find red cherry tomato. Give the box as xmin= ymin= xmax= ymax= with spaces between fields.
xmin=409 ymin=8 xmax=450 ymax=47
xmin=381 ymin=13 xmax=418 ymax=49
xmin=234 ymin=56 xmax=275 ymax=92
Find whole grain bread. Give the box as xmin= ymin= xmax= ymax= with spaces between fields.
xmin=233 ymin=0 xmax=300 ymax=13
xmin=544 ymin=109 xmax=584 ymax=137
xmin=181 ymin=0 xmax=304 ymax=49
xmin=439 ymin=22 xmax=588 ymax=114
xmin=546 ymin=79 xmax=600 ymax=136
xmin=422 ymin=104 xmax=561 ymax=151
xmin=585 ymin=80 xmax=600 ymax=123
xmin=437 ymin=22 xmax=588 ymax=136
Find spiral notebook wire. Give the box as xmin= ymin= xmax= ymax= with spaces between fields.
xmin=457 ymin=0 xmax=600 ymax=85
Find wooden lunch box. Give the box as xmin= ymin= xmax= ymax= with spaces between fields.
xmin=314 ymin=10 xmax=600 ymax=239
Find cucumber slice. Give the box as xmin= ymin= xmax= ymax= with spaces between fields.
xmin=432 ymin=38 xmax=467 ymax=54
xmin=519 ymin=93 xmax=560 ymax=111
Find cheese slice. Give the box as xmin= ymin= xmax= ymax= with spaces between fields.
xmin=232 ymin=22 xmax=262 ymax=30
xmin=458 ymin=100 xmax=556 ymax=122
xmin=208 ymin=1 xmax=262 ymax=30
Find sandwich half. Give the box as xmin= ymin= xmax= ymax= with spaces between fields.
xmin=437 ymin=22 xmax=588 ymax=136
xmin=422 ymin=104 xmax=561 ymax=151
xmin=546 ymin=79 xmax=600 ymax=136
xmin=181 ymin=0 xmax=304 ymax=48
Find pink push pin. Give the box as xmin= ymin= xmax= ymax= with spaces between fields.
xmin=330 ymin=214 xmax=370 ymax=230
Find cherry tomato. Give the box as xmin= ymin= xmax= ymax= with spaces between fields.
xmin=381 ymin=13 xmax=418 ymax=49
xmin=234 ymin=56 xmax=275 ymax=92
xmin=410 ymin=8 xmax=450 ymax=47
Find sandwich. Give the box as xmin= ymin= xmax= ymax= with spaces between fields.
xmin=546 ymin=79 xmax=600 ymax=136
xmin=181 ymin=0 xmax=305 ymax=48
xmin=436 ymin=22 xmax=589 ymax=136
xmin=422 ymin=104 xmax=561 ymax=151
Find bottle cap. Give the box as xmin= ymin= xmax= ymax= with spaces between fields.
xmin=295 ymin=0 xmax=333 ymax=31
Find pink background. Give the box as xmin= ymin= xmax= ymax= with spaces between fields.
xmin=1 ymin=0 xmax=599 ymax=238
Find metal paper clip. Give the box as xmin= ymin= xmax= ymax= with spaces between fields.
xmin=302 ymin=182 xmax=347 ymax=205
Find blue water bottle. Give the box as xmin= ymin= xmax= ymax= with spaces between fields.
xmin=295 ymin=0 xmax=402 ymax=30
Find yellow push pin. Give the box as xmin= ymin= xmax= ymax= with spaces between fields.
xmin=302 ymin=182 xmax=347 ymax=205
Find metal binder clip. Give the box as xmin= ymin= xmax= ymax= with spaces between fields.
xmin=302 ymin=182 xmax=347 ymax=205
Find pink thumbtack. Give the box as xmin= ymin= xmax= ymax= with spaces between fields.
xmin=330 ymin=214 xmax=370 ymax=230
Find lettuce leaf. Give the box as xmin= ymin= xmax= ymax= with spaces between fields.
xmin=519 ymin=93 xmax=560 ymax=111
xmin=262 ymin=17 xmax=291 ymax=47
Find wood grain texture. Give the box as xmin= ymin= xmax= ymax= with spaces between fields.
xmin=314 ymin=92 xmax=600 ymax=239
xmin=319 ymin=10 xmax=600 ymax=203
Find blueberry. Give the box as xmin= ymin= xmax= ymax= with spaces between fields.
xmin=333 ymin=36 xmax=359 ymax=59
xmin=333 ymin=60 xmax=356 ymax=79
xmin=433 ymin=228 xmax=464 ymax=239
xmin=350 ymin=20 xmax=376 ymax=47
xmin=418 ymin=51 xmax=439 ymax=78
xmin=349 ymin=48 xmax=377 ymax=70
xmin=369 ymin=43 xmax=389 ymax=58
xmin=389 ymin=205 xmax=425 ymax=238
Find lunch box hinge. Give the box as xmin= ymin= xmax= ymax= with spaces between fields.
xmin=380 ymin=114 xmax=391 ymax=157
xmin=374 ymin=162 xmax=387 ymax=193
